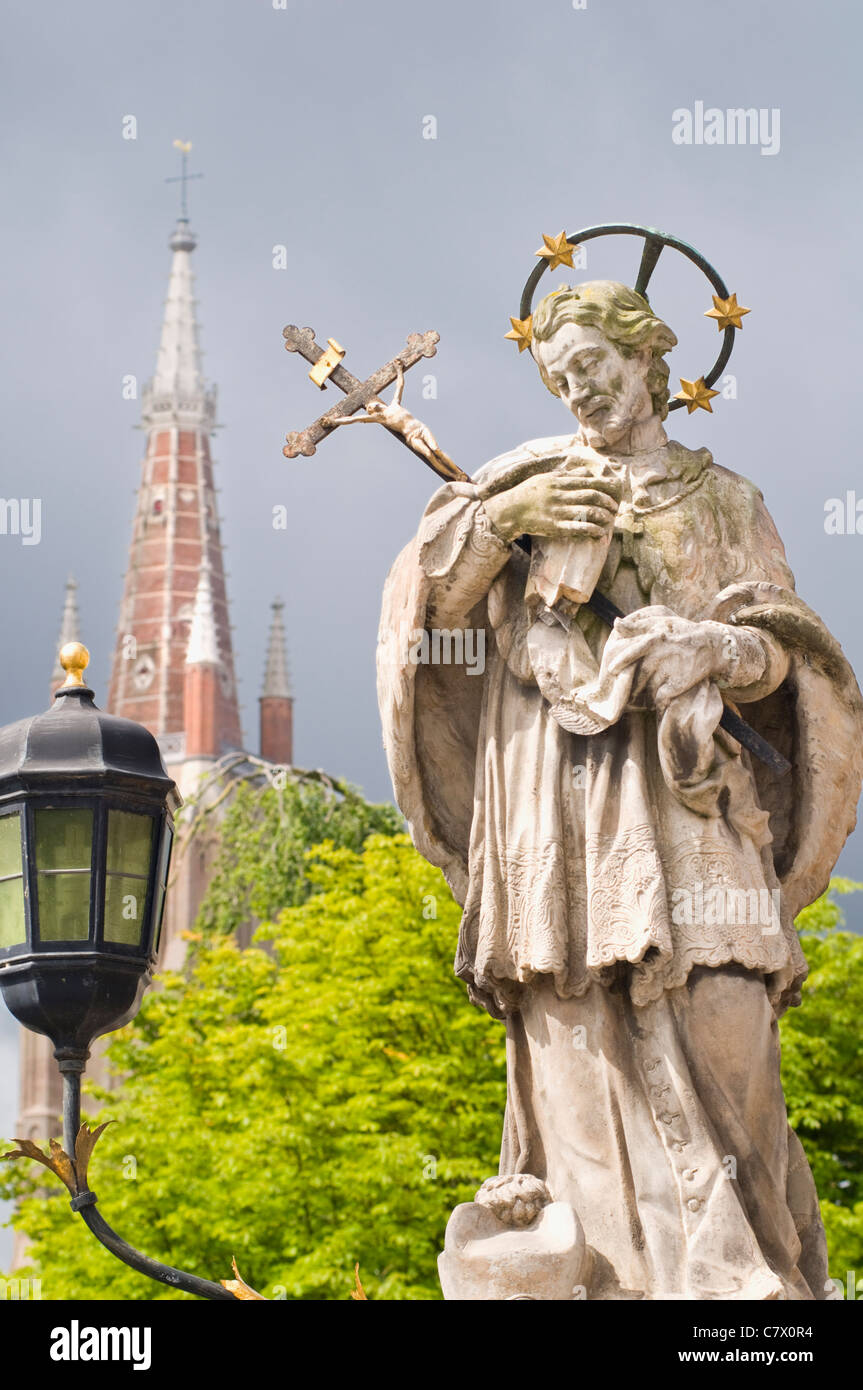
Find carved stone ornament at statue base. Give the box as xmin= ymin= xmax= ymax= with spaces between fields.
xmin=438 ymin=1176 xmax=589 ymax=1301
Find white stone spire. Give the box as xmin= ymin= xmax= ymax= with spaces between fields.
xmin=141 ymin=218 xmax=217 ymax=429
xmin=261 ymin=598 xmax=292 ymax=698
xmin=186 ymin=561 xmax=220 ymax=667
xmin=51 ymin=574 xmax=80 ymax=692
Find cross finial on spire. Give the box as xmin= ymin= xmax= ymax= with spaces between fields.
xmin=165 ymin=139 xmax=204 ymax=222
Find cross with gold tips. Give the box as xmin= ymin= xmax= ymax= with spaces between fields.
xmin=281 ymin=326 xmax=467 ymax=482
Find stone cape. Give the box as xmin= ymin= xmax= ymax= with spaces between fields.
xmin=377 ymin=435 xmax=863 ymax=1299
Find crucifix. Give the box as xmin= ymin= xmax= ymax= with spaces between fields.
xmin=165 ymin=138 xmax=204 ymax=220
xmin=281 ymin=325 xmax=466 ymax=482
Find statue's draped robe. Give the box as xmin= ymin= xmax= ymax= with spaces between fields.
xmin=377 ymin=436 xmax=863 ymax=1300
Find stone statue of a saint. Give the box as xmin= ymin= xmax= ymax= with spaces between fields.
xmin=376 ymin=278 xmax=863 ymax=1299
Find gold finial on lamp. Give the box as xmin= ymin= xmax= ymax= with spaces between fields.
xmin=58 ymin=641 xmax=90 ymax=689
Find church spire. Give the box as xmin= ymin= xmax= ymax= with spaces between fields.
xmin=50 ymin=575 xmax=80 ymax=698
xmin=107 ymin=166 xmax=242 ymax=764
xmin=142 ymin=140 xmax=212 ymax=427
xmin=141 ymin=217 xmax=216 ymax=429
xmin=259 ymin=598 xmax=294 ymax=765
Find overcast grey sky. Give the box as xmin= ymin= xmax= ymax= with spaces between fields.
xmin=2 ymin=0 xmax=862 ymax=1265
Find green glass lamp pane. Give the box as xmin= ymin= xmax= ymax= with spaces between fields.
xmin=106 ymin=811 xmax=155 ymax=877
xmin=0 ymin=814 xmax=22 ymax=879
xmin=104 ymin=875 xmax=147 ymax=946
xmin=0 ymin=878 xmax=26 ymax=949
xmin=37 ymin=873 xmax=91 ymax=941
xmin=35 ymin=809 xmax=93 ymax=871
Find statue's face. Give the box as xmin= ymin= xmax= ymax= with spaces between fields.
xmin=535 ymin=322 xmax=655 ymax=448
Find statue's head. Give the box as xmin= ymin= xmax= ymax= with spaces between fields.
xmin=531 ymin=280 xmax=678 ymax=448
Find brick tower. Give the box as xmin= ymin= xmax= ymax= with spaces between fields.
xmin=106 ymin=213 xmax=242 ymax=772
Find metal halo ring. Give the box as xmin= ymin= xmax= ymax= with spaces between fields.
xmin=519 ymin=223 xmax=736 ymax=411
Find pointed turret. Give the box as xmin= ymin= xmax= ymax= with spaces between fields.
xmin=141 ymin=219 xmax=216 ymax=429
xmin=50 ymin=575 xmax=80 ymax=699
xmin=184 ymin=562 xmax=221 ymax=761
xmin=107 ymin=212 xmax=241 ymax=762
xmin=261 ymin=598 xmax=292 ymax=699
xmin=186 ymin=561 xmax=220 ymax=667
xmin=259 ymin=598 xmax=294 ymax=765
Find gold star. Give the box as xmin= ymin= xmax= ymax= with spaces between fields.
xmin=704 ymin=292 xmax=750 ymax=331
xmin=534 ymin=231 xmax=575 ymax=271
xmin=674 ymin=377 xmax=720 ymax=413
xmin=504 ymin=315 xmax=533 ymax=352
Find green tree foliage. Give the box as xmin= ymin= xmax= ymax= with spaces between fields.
xmin=779 ymin=878 xmax=863 ymax=1281
xmin=192 ymin=771 xmax=402 ymax=937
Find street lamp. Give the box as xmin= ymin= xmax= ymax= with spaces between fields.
xmin=0 ymin=643 xmax=241 ymax=1300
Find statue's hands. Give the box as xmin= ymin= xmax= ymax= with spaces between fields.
xmin=482 ymin=467 xmax=620 ymax=544
xmin=606 ymin=610 xmax=752 ymax=713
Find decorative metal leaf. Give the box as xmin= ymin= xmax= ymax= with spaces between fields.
xmin=74 ymin=1121 xmax=113 ymax=1189
xmin=220 ymin=1256 xmax=267 ymax=1301
xmin=2 ymin=1136 xmax=77 ymax=1196
xmin=351 ymin=1263 xmax=368 ymax=1301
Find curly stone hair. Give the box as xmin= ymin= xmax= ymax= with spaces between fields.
xmin=531 ymin=279 xmax=678 ymax=420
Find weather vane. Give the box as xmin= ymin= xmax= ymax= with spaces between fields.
xmin=165 ymin=138 xmax=204 ymax=221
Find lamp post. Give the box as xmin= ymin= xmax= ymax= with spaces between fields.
xmin=0 ymin=643 xmax=241 ymax=1300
